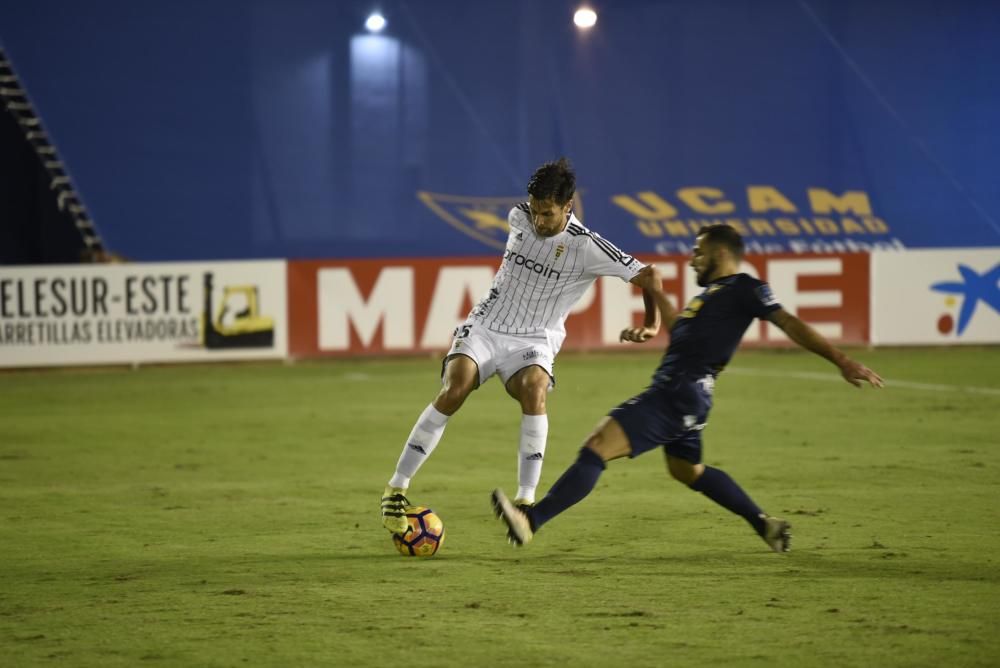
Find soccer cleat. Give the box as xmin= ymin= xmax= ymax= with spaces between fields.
xmin=381 ymin=486 xmax=411 ymax=534
xmin=759 ymin=514 xmax=792 ymax=553
xmin=491 ymin=488 xmax=534 ymax=546
xmin=513 ymin=498 xmax=535 ymax=514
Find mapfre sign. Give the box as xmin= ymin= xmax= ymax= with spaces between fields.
xmin=287 ymin=254 xmax=869 ymax=357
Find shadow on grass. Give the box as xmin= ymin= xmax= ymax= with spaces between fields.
xmin=381 ymin=548 xmax=994 ymax=585
xmin=11 ymin=545 xmax=990 ymax=590
xmin=225 ymin=547 xmax=996 ymax=585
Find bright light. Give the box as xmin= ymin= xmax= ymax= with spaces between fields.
xmin=573 ymin=7 xmax=597 ymax=29
xmin=365 ymin=12 xmax=386 ymax=33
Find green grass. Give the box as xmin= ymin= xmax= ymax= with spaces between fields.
xmin=2 ymin=347 xmax=999 ymax=667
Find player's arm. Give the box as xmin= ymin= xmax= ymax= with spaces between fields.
xmin=767 ymin=308 xmax=884 ymax=388
xmin=620 ymin=264 xmax=674 ymax=343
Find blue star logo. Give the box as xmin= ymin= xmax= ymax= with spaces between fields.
xmin=930 ymin=263 xmax=1000 ymax=335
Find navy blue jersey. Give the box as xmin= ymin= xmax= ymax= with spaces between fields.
xmin=653 ymin=273 xmax=781 ymax=382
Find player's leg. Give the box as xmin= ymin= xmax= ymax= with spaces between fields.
xmin=659 ymin=375 xmax=791 ymax=552
xmin=492 ymin=385 xmax=674 ymax=545
xmin=492 ymin=415 xmax=631 ymax=545
xmin=390 ymin=354 xmax=478 ymax=487
xmin=381 ymin=354 xmax=480 ymax=533
xmin=496 ymin=333 xmax=558 ymax=507
xmin=503 ymin=364 xmax=552 ymax=506
xmin=667 ymin=454 xmax=790 ymax=553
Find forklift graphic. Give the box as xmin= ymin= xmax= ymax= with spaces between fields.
xmin=201 ymin=272 xmax=275 ymax=349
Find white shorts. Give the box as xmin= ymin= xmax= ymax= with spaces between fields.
xmin=444 ymin=322 xmax=562 ymax=388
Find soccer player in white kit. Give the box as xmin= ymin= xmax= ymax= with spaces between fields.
xmin=381 ymin=158 xmax=669 ymax=534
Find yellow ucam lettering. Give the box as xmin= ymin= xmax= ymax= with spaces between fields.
xmin=841 ymin=218 xmax=866 ymax=234
xmin=637 ymin=221 xmax=664 ymax=237
xmin=814 ymin=218 xmax=839 ymax=234
xmin=677 ymin=187 xmax=735 ymax=214
xmin=807 ymin=188 xmax=872 ymax=215
xmin=723 ymin=218 xmax=751 ymax=236
xmin=747 ymin=186 xmax=797 ymax=213
xmin=665 ymin=221 xmax=690 ymax=237
xmin=774 ymin=218 xmax=800 ymax=235
xmin=612 ymin=192 xmax=679 ymax=219
xmin=692 ymin=219 xmax=722 ymax=232
xmin=749 ymin=218 xmax=777 ymax=236
xmin=863 ymin=217 xmax=889 ymax=233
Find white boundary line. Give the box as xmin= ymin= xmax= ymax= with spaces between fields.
xmin=726 ymin=367 xmax=1000 ymax=397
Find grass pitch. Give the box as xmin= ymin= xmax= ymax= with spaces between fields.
xmin=2 ymin=347 xmax=999 ymax=667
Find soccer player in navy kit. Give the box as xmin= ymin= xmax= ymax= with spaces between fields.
xmin=492 ymin=223 xmax=883 ymax=552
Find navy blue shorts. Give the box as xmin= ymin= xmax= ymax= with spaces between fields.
xmin=608 ymin=375 xmax=715 ymax=464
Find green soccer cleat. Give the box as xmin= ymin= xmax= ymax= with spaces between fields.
xmin=759 ymin=514 xmax=792 ymax=553
xmin=381 ymin=486 xmax=411 ymax=534
xmin=491 ymin=488 xmax=534 ymax=546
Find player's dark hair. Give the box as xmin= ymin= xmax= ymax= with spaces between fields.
xmin=527 ymin=158 xmax=576 ymax=205
xmin=698 ymin=223 xmax=745 ymax=258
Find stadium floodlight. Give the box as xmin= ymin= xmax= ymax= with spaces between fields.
xmin=365 ymin=12 xmax=387 ymax=33
xmin=573 ymin=7 xmax=597 ymax=29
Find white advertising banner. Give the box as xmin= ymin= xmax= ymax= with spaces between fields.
xmin=0 ymin=261 xmax=288 ymax=367
xmin=871 ymin=248 xmax=1000 ymax=345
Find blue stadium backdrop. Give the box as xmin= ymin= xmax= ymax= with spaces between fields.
xmin=2 ymin=0 xmax=999 ymax=261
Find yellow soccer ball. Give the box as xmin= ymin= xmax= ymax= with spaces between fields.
xmin=392 ymin=506 xmax=445 ymax=557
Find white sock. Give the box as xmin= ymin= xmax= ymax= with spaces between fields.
xmin=516 ymin=414 xmax=548 ymax=503
xmin=388 ymin=404 xmax=450 ymax=489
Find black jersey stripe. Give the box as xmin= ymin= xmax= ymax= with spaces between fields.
xmin=592 ymin=236 xmax=622 ymax=260
xmin=516 ymin=201 xmax=530 ymax=215
xmin=564 ymin=222 xmax=630 ymax=263
xmin=591 ymin=231 xmax=625 ymax=257
xmin=587 ymin=234 xmax=622 ymax=262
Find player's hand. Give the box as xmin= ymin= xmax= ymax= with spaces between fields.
xmin=839 ymin=359 xmax=884 ymax=388
xmin=619 ymin=326 xmax=657 ymax=343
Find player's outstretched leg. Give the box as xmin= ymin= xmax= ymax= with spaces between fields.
xmin=491 ymin=417 xmax=627 ymax=546
xmin=491 ymin=488 xmax=534 ymax=545
xmin=670 ymin=457 xmax=792 ymax=553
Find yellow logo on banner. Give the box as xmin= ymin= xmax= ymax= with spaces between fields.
xmin=417 ymin=191 xmax=585 ymax=250
xmin=201 ymin=272 xmax=275 ymax=350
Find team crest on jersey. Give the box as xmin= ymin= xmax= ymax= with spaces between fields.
xmin=555 ymin=244 xmax=566 ymax=259
xmin=417 ymin=191 xmax=585 ymax=250
xmin=679 ymin=297 xmax=704 ymax=318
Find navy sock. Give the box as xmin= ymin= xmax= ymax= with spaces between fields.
xmin=689 ymin=466 xmax=766 ymax=535
xmin=527 ymin=447 xmax=606 ymax=531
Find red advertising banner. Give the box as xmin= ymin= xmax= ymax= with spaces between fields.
xmin=287 ymin=254 xmax=870 ymax=358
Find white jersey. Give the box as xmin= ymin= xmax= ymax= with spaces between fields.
xmin=468 ymin=203 xmax=644 ymax=337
